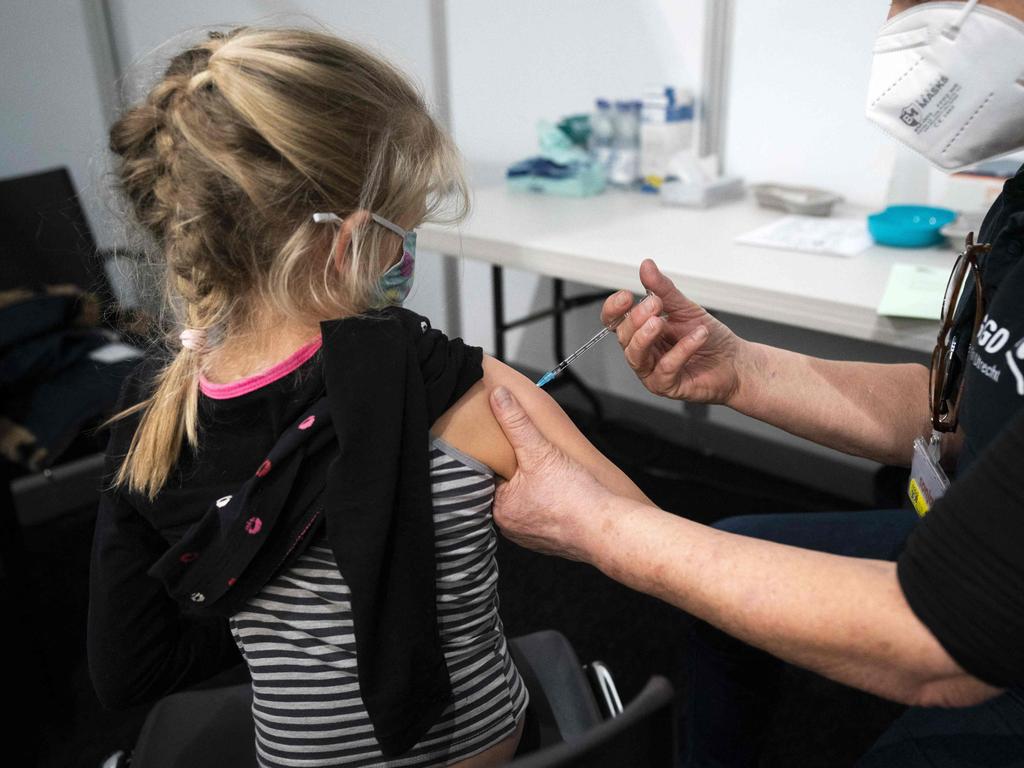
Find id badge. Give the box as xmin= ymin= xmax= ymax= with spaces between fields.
xmin=908 ymin=432 xmax=950 ymax=517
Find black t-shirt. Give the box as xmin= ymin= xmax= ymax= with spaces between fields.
xmin=897 ymin=166 xmax=1024 ymax=689
xmin=898 ymin=408 xmax=1024 ymax=687
xmin=951 ymin=165 xmax=1024 ymax=469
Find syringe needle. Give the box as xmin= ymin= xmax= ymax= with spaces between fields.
xmin=535 ymin=293 xmax=652 ymax=387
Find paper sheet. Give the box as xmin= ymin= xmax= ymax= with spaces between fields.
xmin=735 ymin=215 xmax=873 ymax=257
xmin=876 ymin=264 xmax=947 ymax=320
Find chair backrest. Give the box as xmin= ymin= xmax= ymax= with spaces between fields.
xmin=509 ymin=676 xmax=676 ymax=768
xmin=128 ymin=683 xmax=255 ymax=768
xmin=509 ymin=629 xmax=604 ymax=748
xmin=0 ymin=167 xmax=112 ymax=304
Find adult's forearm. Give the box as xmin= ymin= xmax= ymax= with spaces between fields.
xmin=586 ymin=498 xmax=997 ymax=707
xmin=729 ymin=342 xmax=931 ymax=465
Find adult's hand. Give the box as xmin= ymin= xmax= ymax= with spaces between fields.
xmin=487 ymin=386 xmax=615 ymax=562
xmin=603 ymin=259 xmax=747 ymax=405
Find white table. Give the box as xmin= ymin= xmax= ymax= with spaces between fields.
xmin=420 ymin=185 xmax=957 ymax=355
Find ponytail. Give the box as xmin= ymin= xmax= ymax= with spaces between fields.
xmin=111 ymin=347 xmax=201 ymax=499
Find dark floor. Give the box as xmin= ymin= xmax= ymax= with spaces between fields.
xmin=6 ymin=392 xmax=905 ymax=767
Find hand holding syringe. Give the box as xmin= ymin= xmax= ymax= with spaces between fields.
xmin=536 ymin=293 xmax=653 ymax=387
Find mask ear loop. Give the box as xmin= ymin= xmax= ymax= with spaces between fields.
xmin=313 ymin=211 xmax=408 ymax=238
xmin=313 ymin=211 xmax=408 ymax=271
xmin=943 ymin=0 xmax=980 ymax=40
xmin=369 ymin=213 xmax=409 ymax=238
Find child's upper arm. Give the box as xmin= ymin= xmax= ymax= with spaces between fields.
xmin=431 ymin=356 xmax=653 ymax=504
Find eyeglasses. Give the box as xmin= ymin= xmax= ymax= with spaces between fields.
xmin=929 ymin=231 xmax=990 ymax=433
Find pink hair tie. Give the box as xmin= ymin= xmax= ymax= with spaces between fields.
xmin=179 ymin=328 xmax=207 ymax=352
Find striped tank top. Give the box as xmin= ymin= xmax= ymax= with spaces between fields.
xmin=229 ymin=437 xmax=529 ymax=767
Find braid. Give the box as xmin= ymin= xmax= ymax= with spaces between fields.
xmin=107 ymin=32 xmax=241 ymax=498
xmin=112 ymin=39 xmax=202 ymax=234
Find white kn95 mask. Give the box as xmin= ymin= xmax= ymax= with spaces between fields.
xmin=866 ymin=0 xmax=1024 ymax=172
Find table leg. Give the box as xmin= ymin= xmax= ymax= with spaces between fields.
xmin=552 ymin=279 xmax=605 ymax=420
xmin=492 ymin=264 xmax=505 ymax=362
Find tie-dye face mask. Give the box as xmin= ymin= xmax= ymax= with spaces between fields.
xmin=374 ymin=220 xmax=416 ymax=307
xmin=311 ymin=211 xmax=417 ymax=307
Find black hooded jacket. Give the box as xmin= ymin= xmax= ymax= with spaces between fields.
xmin=88 ymin=307 xmax=483 ymax=757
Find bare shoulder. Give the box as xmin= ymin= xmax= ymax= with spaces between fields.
xmin=431 ymin=357 xmax=651 ymax=504
xmin=431 ymin=356 xmax=554 ymax=480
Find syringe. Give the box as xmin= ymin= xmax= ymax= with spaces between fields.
xmin=536 ymin=293 xmax=653 ymax=388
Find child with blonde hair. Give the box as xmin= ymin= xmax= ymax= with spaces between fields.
xmin=88 ymin=26 xmax=649 ymax=767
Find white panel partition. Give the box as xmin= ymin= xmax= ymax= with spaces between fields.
xmin=107 ymin=0 xmax=438 ymax=106
xmin=724 ymin=0 xmax=896 ymax=207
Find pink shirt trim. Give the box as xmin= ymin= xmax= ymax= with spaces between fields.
xmin=199 ymin=336 xmax=323 ymax=400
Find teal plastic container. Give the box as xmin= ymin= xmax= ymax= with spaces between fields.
xmin=867 ymin=205 xmax=956 ymax=248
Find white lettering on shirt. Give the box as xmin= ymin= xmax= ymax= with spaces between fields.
xmin=1006 ymin=337 xmax=1024 ymax=396
xmin=970 ymin=346 xmax=1002 ymax=383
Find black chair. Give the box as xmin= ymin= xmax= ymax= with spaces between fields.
xmin=2 ymin=166 xmax=132 ymax=525
xmin=509 ymin=676 xmax=675 ymax=768
xmin=509 ymin=629 xmax=606 ymax=748
xmin=106 ymin=630 xmax=673 ymax=768
xmin=0 ymin=167 xmax=113 ymax=304
xmin=124 ymin=677 xmax=256 ymax=768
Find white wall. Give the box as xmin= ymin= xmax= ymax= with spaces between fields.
xmin=725 ymin=0 xmax=896 ymax=207
xmin=107 ymin=0 xmax=439 ymax=106
xmin=0 ymin=2 xmax=117 ymax=247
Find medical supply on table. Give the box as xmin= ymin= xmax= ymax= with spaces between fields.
xmin=608 ymin=100 xmax=642 ymax=188
xmin=660 ymin=153 xmax=744 ymax=208
xmin=640 ymin=86 xmax=695 ymax=191
xmin=867 ymin=205 xmax=956 ymax=248
xmin=750 ymin=183 xmax=842 ymax=217
xmin=590 ymin=99 xmax=615 ymax=175
xmin=940 ymin=211 xmax=985 ymax=244
xmin=506 ymin=158 xmax=606 ymax=197
xmin=865 ymin=0 xmax=1024 ymax=171
xmin=506 ymin=119 xmax=606 ymax=197
xmin=736 ymin=215 xmax=873 ymax=257
xmin=877 ymin=263 xmax=949 ymax=320
xmin=536 ymin=294 xmax=653 ymax=388
xmin=557 ymin=114 xmax=591 ymax=148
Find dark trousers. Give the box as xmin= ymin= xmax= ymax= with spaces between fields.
xmin=683 ymin=509 xmax=1024 ymax=767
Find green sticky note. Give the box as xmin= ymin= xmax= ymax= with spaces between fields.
xmin=877 ymin=264 xmax=948 ymax=320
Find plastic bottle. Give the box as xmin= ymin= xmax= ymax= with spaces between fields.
xmin=609 ymin=100 xmax=640 ymax=188
xmin=590 ymin=99 xmax=615 ymax=174
xmin=641 ymin=86 xmax=695 ymax=191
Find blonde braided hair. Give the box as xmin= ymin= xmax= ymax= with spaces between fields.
xmin=107 ymin=27 xmax=467 ymax=498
